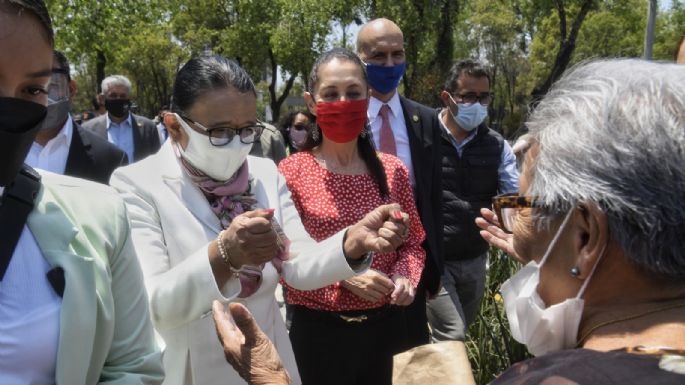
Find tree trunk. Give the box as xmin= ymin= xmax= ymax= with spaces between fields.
xmin=96 ymin=49 xmax=106 ymax=93
xmin=267 ymin=48 xmax=296 ymax=123
xmin=530 ymin=0 xmax=594 ymax=106
xmin=643 ymin=0 xmax=657 ymax=59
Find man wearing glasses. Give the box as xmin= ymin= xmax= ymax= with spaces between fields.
xmin=26 ymin=51 xmax=128 ymax=184
xmin=427 ymin=59 xmax=519 ymax=342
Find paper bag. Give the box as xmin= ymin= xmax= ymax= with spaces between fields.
xmin=393 ymin=341 xmax=476 ymax=385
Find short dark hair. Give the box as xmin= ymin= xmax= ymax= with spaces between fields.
xmin=53 ymin=50 xmax=71 ymax=82
xmin=674 ymin=34 xmax=685 ymax=61
xmin=172 ymin=55 xmax=256 ymax=114
xmin=444 ymin=59 xmax=490 ymax=94
xmin=307 ymin=48 xmax=368 ymax=93
xmin=3 ymin=0 xmax=53 ymax=46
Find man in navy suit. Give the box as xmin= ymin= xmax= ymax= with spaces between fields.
xmin=27 ymin=51 xmax=127 ymax=184
xmin=355 ymin=18 xmax=443 ymax=348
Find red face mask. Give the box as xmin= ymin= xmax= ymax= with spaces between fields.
xmin=315 ymin=99 xmax=369 ymax=143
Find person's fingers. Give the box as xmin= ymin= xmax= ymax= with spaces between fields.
xmin=243 ymin=217 xmax=274 ymax=234
xmin=229 ymin=303 xmax=262 ymax=346
xmin=475 ymin=217 xmax=509 ymax=240
xmin=212 ymin=300 xmax=239 ymax=347
xmin=372 ymin=272 xmax=396 ymax=292
xmin=363 ymin=286 xmax=387 ymax=301
xmin=400 ymin=285 xmax=416 ymax=306
xmin=381 ymin=220 xmax=403 ymax=234
xmin=245 ymin=231 xmax=278 ymax=248
xmin=377 ymin=227 xmax=404 ymax=249
xmin=241 ymin=208 xmax=275 ymax=220
xmin=390 ymin=282 xmax=403 ymax=303
xmin=372 ymin=236 xmax=395 ymax=254
xmin=479 ymin=208 xmax=501 ymax=227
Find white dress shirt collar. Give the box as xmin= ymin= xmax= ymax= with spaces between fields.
xmin=368 ymin=92 xmax=402 ymax=121
xmin=106 ymin=113 xmax=132 ymax=129
xmin=25 ymin=115 xmax=73 ymax=175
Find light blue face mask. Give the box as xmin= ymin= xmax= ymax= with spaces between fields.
xmin=448 ymin=94 xmax=488 ymax=131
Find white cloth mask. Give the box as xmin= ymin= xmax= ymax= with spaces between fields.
xmin=500 ymin=208 xmax=604 ymax=356
xmin=449 ymin=94 xmax=488 ymax=131
xmin=175 ymin=113 xmax=252 ymax=181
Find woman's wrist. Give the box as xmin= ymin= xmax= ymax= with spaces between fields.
xmin=217 ymin=231 xmax=242 ymax=276
xmin=342 ymin=226 xmax=366 ymax=260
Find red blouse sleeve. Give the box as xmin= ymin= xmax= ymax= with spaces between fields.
xmin=384 ymin=156 xmax=426 ymax=288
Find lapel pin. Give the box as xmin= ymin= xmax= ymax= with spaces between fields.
xmin=412 ymin=115 xmax=419 ymax=123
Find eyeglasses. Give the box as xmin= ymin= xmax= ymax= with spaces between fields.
xmin=179 ymin=114 xmax=264 ymax=146
xmin=453 ymin=92 xmax=493 ymax=106
xmin=492 ymin=193 xmax=542 ymax=234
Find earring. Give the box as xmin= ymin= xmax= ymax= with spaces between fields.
xmin=570 ymin=267 xmax=581 ymax=277
xmin=311 ymin=125 xmax=320 ymax=142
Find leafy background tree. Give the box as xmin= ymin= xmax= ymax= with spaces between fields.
xmin=50 ymin=0 xmax=684 ymax=134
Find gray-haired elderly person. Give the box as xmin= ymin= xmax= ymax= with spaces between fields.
xmin=82 ymin=74 xmax=160 ymax=163
xmin=475 ymin=59 xmax=685 ymax=384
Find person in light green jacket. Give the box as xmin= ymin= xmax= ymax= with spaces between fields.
xmin=0 ymin=1 xmax=164 ymax=384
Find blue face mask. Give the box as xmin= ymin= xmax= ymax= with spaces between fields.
xmin=448 ymin=94 xmax=488 ymax=131
xmin=365 ymin=62 xmax=406 ymax=94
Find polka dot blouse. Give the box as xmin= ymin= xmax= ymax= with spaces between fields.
xmin=278 ymin=151 xmax=426 ymax=311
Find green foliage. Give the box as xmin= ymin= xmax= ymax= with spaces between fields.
xmin=370 ymin=0 xmax=458 ymax=106
xmin=48 ymin=0 xmax=685 ymax=131
xmin=654 ymin=0 xmax=685 ymax=60
xmin=466 ymin=248 xmax=531 ymax=385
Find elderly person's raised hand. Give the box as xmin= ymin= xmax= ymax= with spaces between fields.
xmin=212 ymin=301 xmax=291 ymax=385
xmin=475 ymin=208 xmax=522 ymax=263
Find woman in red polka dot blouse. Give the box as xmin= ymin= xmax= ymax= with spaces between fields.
xmin=278 ymin=48 xmax=426 ymax=385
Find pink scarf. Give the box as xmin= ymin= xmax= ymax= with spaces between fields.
xmin=174 ymin=144 xmax=289 ymax=297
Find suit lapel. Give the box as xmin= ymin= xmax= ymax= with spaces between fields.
xmin=27 ymin=186 xmax=96 ymax=385
xmin=399 ymin=97 xmax=427 ymax=175
xmin=130 ymin=114 xmax=144 ymax=162
xmin=65 ymin=123 xmax=93 ymax=176
xmin=158 ymin=143 xmax=222 ymax=234
xmin=92 ymin=115 xmax=109 ymax=139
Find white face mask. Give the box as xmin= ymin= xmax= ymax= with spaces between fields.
xmin=500 ymin=208 xmax=604 ymax=356
xmin=448 ymin=94 xmax=488 ymax=131
xmin=175 ymin=113 xmax=253 ymax=181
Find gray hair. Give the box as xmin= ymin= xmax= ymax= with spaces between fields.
xmin=101 ymin=74 xmax=132 ymax=95
xmin=526 ymin=59 xmax=685 ymax=280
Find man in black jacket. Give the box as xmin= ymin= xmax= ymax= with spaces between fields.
xmin=26 ymin=51 xmax=127 ymax=184
xmin=427 ymin=60 xmax=518 ymax=341
xmin=355 ymin=18 xmax=443 ymax=348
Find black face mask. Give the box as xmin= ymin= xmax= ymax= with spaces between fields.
xmin=0 ymin=97 xmax=47 ymax=186
xmin=105 ymin=98 xmax=131 ymax=118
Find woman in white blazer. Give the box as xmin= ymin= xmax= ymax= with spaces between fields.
xmin=110 ymin=56 xmax=410 ymax=385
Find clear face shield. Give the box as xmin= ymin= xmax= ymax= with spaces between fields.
xmin=47 ymin=69 xmax=70 ymax=104
xmin=42 ymin=68 xmax=71 ymax=130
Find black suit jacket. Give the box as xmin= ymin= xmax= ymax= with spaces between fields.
xmin=81 ymin=113 xmax=161 ymax=162
xmin=65 ymin=122 xmax=128 ymax=185
xmin=399 ymin=96 xmax=444 ymax=295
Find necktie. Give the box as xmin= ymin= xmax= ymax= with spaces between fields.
xmin=379 ymin=104 xmax=397 ymax=155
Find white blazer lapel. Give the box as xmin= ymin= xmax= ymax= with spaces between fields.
xmin=27 ymin=187 xmax=96 ymax=385
xmin=157 ymin=142 xmax=222 ymax=234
